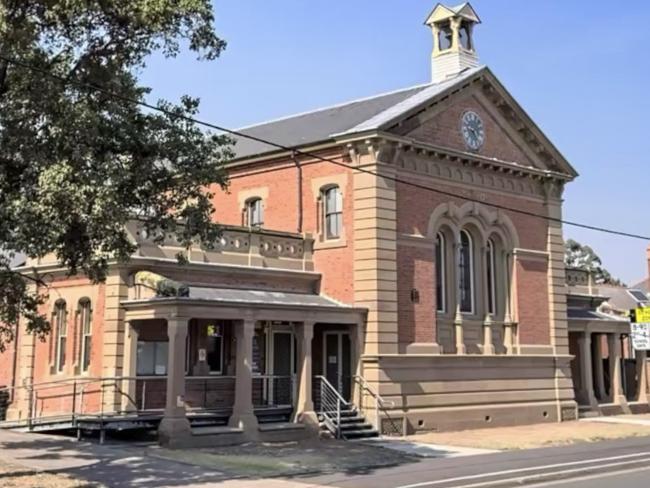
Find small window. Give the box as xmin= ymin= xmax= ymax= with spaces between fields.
xmin=206 ymin=324 xmax=223 ymax=374
xmin=78 ymin=299 xmax=92 ymax=372
xmin=459 ymin=23 xmax=472 ymax=50
xmin=486 ymin=239 xmax=496 ymax=315
xmin=246 ymin=198 xmax=264 ymax=227
xmin=435 ymin=233 xmax=446 ymax=313
xmin=323 ymin=186 xmax=343 ymax=239
xmin=459 ymin=230 xmax=474 ymax=313
xmin=54 ymin=301 xmax=67 ymax=373
xmin=136 ymin=341 xmax=169 ymax=376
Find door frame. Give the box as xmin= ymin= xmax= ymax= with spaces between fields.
xmin=322 ymin=331 xmax=351 ymax=395
xmin=267 ymin=329 xmax=295 ymax=407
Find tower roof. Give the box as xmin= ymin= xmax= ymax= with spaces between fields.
xmin=424 ymin=2 xmax=481 ymax=26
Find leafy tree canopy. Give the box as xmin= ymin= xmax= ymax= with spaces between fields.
xmin=564 ymin=238 xmax=623 ymax=286
xmin=0 ymin=1 xmax=233 ymax=350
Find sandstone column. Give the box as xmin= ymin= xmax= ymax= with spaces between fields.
xmin=158 ymin=317 xmax=191 ymax=446
xmin=229 ymin=318 xmax=258 ymax=436
xmin=294 ymin=321 xmax=317 ymax=428
xmin=453 ymin=232 xmax=466 ymax=355
xmin=636 ymin=350 xmax=648 ymax=404
xmin=482 ymin=243 xmax=495 ymax=355
xmin=593 ymin=333 xmax=607 ymax=402
xmin=121 ymin=321 xmax=139 ymax=412
xmin=608 ymin=333 xmax=628 ymax=409
xmin=577 ymin=332 xmax=597 ymax=408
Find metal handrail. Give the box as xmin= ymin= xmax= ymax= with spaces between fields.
xmin=315 ymin=375 xmax=351 ymax=439
xmin=353 ymin=374 xmax=398 ymax=434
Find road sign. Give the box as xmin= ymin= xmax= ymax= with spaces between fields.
xmin=635 ymin=307 xmax=650 ymax=323
xmin=630 ymin=322 xmax=650 ymax=350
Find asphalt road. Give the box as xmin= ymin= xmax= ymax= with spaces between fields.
xmin=528 ymin=466 xmax=650 ymax=487
xmin=303 ymin=436 xmax=650 ymax=488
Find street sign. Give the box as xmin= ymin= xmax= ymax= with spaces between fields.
xmin=630 ymin=322 xmax=650 ymax=350
xmin=635 ymin=307 xmax=650 ymax=323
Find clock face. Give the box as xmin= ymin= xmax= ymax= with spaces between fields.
xmin=461 ymin=111 xmax=485 ymax=151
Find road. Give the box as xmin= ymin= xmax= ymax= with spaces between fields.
xmin=300 ymin=436 xmax=650 ymax=488
xmin=528 ymin=466 xmax=650 ymax=487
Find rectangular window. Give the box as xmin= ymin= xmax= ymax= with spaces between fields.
xmin=486 ymin=241 xmax=496 ymax=315
xmin=247 ymin=198 xmax=264 ymax=227
xmin=206 ymin=324 xmax=223 ymax=374
xmin=79 ymin=301 xmax=92 ymax=372
xmin=55 ymin=304 xmax=67 ymax=373
xmin=459 ymin=231 xmax=474 ymax=313
xmin=136 ymin=341 xmax=169 ymax=376
xmin=436 ymin=234 xmax=446 ymax=312
xmin=324 ymin=186 xmax=342 ymax=239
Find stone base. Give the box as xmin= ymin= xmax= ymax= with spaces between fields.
xmin=228 ymin=412 xmax=259 ymax=439
xmin=158 ymin=416 xmax=192 ymax=448
xmin=294 ymin=410 xmax=320 ymax=432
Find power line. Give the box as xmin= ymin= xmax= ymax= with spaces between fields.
xmin=2 ymin=54 xmax=649 ymax=241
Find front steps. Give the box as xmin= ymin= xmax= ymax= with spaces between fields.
xmin=319 ymin=407 xmax=379 ymax=440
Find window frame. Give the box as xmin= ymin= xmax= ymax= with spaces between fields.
xmin=54 ymin=300 xmax=67 ymax=374
xmin=136 ymin=341 xmax=169 ymax=376
xmin=78 ymin=298 xmax=92 ymax=373
xmin=245 ymin=197 xmax=264 ymax=228
xmin=459 ymin=230 xmax=475 ymax=314
xmin=323 ymin=185 xmax=343 ymax=240
xmin=435 ymin=232 xmax=447 ymax=313
xmin=486 ymin=239 xmax=497 ymax=316
xmin=205 ymin=323 xmax=224 ymax=375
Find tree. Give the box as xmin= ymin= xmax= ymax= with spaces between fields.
xmin=0 ymin=1 xmax=233 ymax=351
xmin=564 ymin=239 xmax=623 ymax=286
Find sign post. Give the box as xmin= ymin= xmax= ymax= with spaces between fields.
xmin=630 ymin=307 xmax=650 ymax=351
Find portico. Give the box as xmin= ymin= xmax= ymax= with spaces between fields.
xmin=122 ymin=290 xmax=365 ymax=446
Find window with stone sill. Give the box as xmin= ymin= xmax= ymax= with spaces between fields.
xmin=77 ymin=298 xmax=92 ymax=373
xmin=459 ymin=230 xmax=475 ymax=314
xmin=322 ymin=185 xmax=343 ymax=240
xmin=245 ymin=197 xmax=264 ymax=228
xmin=435 ymin=232 xmax=446 ymax=313
xmin=53 ymin=300 xmax=67 ymax=373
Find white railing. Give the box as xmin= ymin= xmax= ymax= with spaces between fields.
xmin=315 ymin=375 xmax=350 ymax=439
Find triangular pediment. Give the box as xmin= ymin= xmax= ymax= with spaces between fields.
xmin=378 ymin=68 xmax=577 ymax=177
xmin=425 ymin=3 xmax=481 ymax=25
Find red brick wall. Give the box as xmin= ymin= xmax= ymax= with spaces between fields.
xmin=0 ymin=337 xmax=16 ymax=389
xmin=397 ymin=243 xmax=436 ymax=344
xmin=211 ymin=151 xmax=355 ymax=303
xmin=407 ymin=94 xmax=535 ymax=166
xmin=515 ymin=258 xmax=550 ymax=345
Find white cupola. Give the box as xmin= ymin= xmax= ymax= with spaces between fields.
xmin=425 ymin=3 xmax=481 ymax=83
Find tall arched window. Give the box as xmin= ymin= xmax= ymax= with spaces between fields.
xmin=54 ymin=300 xmax=67 ymax=373
xmin=435 ymin=233 xmax=446 ymax=312
xmin=78 ymin=299 xmax=92 ymax=373
xmin=459 ymin=230 xmax=474 ymax=313
xmin=245 ymin=197 xmax=264 ymax=227
xmin=323 ymin=186 xmax=342 ymax=239
xmin=486 ymin=239 xmax=496 ymax=315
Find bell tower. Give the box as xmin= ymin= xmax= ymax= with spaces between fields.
xmin=425 ymin=3 xmax=481 ymax=83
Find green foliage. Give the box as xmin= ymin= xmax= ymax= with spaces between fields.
xmin=0 ymin=1 xmax=232 ymax=350
xmin=564 ymin=239 xmax=624 ymax=286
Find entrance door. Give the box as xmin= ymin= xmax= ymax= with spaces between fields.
xmin=271 ymin=332 xmax=294 ymax=406
xmin=323 ymin=332 xmax=351 ymax=400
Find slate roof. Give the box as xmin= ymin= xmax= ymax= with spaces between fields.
xmin=232 ymin=67 xmax=485 ymax=159
xmin=132 ymin=286 xmax=353 ymax=310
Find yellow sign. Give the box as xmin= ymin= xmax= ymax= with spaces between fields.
xmin=636 ymin=307 xmax=650 ymax=323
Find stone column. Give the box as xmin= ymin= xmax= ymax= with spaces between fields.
xmin=228 ymin=318 xmax=258 ymax=435
xmin=608 ymin=333 xmax=628 ymax=408
xmin=158 ymin=317 xmax=191 ymax=446
xmin=577 ymin=332 xmax=598 ymax=408
xmin=502 ymin=251 xmax=516 ymax=355
xmin=453 ymin=234 xmax=466 ymax=355
xmin=636 ymin=350 xmax=648 ymax=404
xmin=294 ymin=321 xmax=317 ymax=428
xmin=593 ymin=333 xmax=607 ymax=402
xmin=121 ymin=321 xmax=139 ymax=412
xmin=482 ymin=243 xmax=495 ymax=355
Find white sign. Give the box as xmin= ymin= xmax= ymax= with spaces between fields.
xmin=630 ymin=322 xmax=650 ymax=350
xmin=198 ymin=348 xmax=206 ymax=362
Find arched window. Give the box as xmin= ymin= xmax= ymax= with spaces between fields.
xmin=78 ymin=299 xmax=92 ymax=372
xmin=245 ymin=197 xmax=264 ymax=227
xmin=323 ymin=186 xmax=343 ymax=239
xmin=486 ymin=239 xmax=496 ymax=315
xmin=459 ymin=230 xmax=474 ymax=313
xmin=435 ymin=233 xmax=446 ymax=312
xmin=54 ymin=300 xmax=67 ymax=373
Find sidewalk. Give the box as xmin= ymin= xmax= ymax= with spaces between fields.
xmin=407 ymin=417 xmax=650 ymax=451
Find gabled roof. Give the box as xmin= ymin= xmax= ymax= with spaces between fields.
xmin=231 ymin=65 xmax=577 ymax=178
xmin=424 ymin=3 xmax=481 ymax=25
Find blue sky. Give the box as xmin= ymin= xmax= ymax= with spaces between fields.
xmin=142 ymin=0 xmax=650 ymax=285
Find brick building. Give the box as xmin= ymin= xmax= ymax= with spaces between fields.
xmin=1 ymin=3 xmax=596 ymax=443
